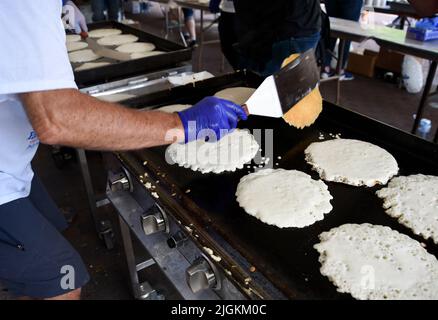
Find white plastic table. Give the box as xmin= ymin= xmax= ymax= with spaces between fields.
xmin=329 ymin=17 xmax=438 ymax=139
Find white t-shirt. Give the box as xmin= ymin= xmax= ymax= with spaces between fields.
xmin=0 ymin=0 xmax=77 ymax=205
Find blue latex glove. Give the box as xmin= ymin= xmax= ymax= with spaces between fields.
xmin=177 ymin=96 xmax=248 ymax=143
xmin=62 ymin=0 xmax=88 ymax=34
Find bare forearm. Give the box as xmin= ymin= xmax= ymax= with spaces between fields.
xmin=21 ymin=89 xmax=184 ymax=150
xmin=408 ymin=0 xmax=438 ymax=16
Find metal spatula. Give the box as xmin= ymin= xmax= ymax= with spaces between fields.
xmin=244 ymin=49 xmax=320 ymax=118
xmin=81 ymin=32 xmax=132 ymax=62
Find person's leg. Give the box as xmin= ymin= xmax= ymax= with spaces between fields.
xmin=0 ymin=196 xmax=89 ymax=299
xmin=28 ymin=175 xmax=68 ymax=232
xmin=218 ymin=12 xmax=239 ymax=70
xmin=91 ymin=0 xmax=106 ymax=22
xmin=182 ymin=8 xmax=196 ymax=46
xmin=339 ymin=0 xmax=363 ymax=70
xmin=45 ymin=288 xmax=81 ymax=300
xmin=106 ymin=0 xmax=121 ymax=21
xmin=324 ymin=0 xmax=341 ymax=71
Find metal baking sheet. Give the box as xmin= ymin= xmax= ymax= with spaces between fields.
xmin=119 ymin=71 xmax=438 ymax=299
xmin=72 ymin=21 xmax=192 ymax=88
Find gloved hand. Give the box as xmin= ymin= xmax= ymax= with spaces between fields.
xmin=62 ymin=0 xmax=88 ymax=34
xmin=177 ymin=96 xmax=248 ymax=143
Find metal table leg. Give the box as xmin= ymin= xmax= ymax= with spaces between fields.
xmin=198 ymin=9 xmax=204 ymax=70
xmin=335 ymin=39 xmax=346 ymax=105
xmin=118 ymin=215 xmax=160 ymax=300
xmin=400 ymin=16 xmax=407 ymax=30
xmin=77 ymin=149 xmax=99 ymax=228
xmin=77 ymin=149 xmax=114 ymax=249
xmin=411 ymin=60 xmax=438 ymax=135
xmin=178 ymin=7 xmax=187 ymax=47
xmin=163 ymin=5 xmax=170 ymax=39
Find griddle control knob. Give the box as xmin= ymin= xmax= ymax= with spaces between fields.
xmin=186 ymin=257 xmax=218 ymax=294
xmin=141 ymin=205 xmax=169 ymax=235
xmin=167 ymin=231 xmax=188 ymax=249
xmin=108 ymin=170 xmax=132 ymax=192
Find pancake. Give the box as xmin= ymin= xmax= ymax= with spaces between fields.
xmin=236 ymin=169 xmax=333 ymax=228
xmin=166 ymin=129 xmax=259 ymax=174
xmin=305 ymin=139 xmax=399 ymax=187
xmin=315 ymin=223 xmax=438 ymax=300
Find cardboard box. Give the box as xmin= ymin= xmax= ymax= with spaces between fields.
xmin=376 ymin=48 xmax=405 ymax=74
xmin=346 ymin=50 xmax=379 ymax=78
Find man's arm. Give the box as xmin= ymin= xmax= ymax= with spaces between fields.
xmin=407 ymin=0 xmax=438 ymax=17
xmin=21 ymin=89 xmax=185 ymax=150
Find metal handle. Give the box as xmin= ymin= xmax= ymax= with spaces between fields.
xmin=128 ymin=77 xmax=149 ymax=85
xmin=186 ymin=257 xmax=219 ymax=294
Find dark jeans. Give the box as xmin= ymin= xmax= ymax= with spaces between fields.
xmin=324 ymin=0 xmax=363 ymax=69
xmin=240 ymin=33 xmax=321 ymax=77
xmin=218 ymin=11 xmax=240 ymax=70
xmin=91 ymin=0 xmax=120 ymax=22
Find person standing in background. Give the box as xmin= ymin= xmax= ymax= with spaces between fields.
xmin=232 ymin=0 xmax=321 ymax=77
xmin=182 ymin=8 xmax=197 ymax=47
xmin=217 ymin=0 xmax=239 ymax=69
xmin=321 ymin=0 xmax=364 ymax=81
xmin=91 ymin=0 xmax=121 ymax=22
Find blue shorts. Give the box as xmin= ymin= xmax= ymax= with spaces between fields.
xmin=0 ymin=176 xmax=89 ymax=298
xmin=182 ymin=8 xmax=194 ymax=21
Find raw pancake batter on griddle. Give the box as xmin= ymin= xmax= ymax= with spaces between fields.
xmin=214 ymin=87 xmax=256 ymax=105
xmin=97 ymin=34 xmax=138 ymax=46
xmin=305 ymin=139 xmax=399 ymax=187
xmin=376 ymin=174 xmax=438 ymax=244
xmin=236 ymin=169 xmax=333 ymax=228
xmin=68 ymin=49 xmax=101 ymax=63
xmin=74 ymin=62 xmax=110 ymax=71
xmin=66 ymin=34 xmax=81 ymax=43
xmin=166 ymin=129 xmax=259 ymax=174
xmin=314 ymin=223 xmax=438 ymax=300
xmin=88 ymin=28 xmax=122 ymax=38
xmin=67 ymin=41 xmax=88 ymax=52
xmin=116 ymin=42 xmax=156 ymax=53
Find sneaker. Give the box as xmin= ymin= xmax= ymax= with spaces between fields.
xmin=188 ymin=39 xmax=198 ymax=48
xmin=340 ymin=72 xmax=355 ymax=81
xmin=321 ymin=70 xmax=335 ymax=79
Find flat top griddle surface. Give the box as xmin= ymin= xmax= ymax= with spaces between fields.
xmin=122 ymin=73 xmax=438 ymax=299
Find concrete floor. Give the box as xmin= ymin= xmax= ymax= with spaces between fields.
xmin=1 ymin=3 xmax=437 ymax=300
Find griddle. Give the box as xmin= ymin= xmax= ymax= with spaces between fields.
xmin=72 ymin=21 xmax=192 ymax=88
xmin=118 ymin=71 xmax=438 ymax=300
